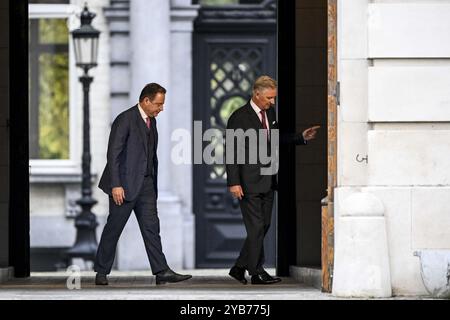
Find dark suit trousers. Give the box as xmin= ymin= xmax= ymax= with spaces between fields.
xmin=94 ymin=176 xmax=168 ymax=275
xmin=235 ymin=190 xmax=274 ymax=276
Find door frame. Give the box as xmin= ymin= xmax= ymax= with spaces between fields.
xmin=322 ymin=0 xmax=338 ymax=293
xmin=7 ymin=0 xmax=338 ymax=281
xmin=192 ymin=1 xmax=278 ymax=268
xmin=9 ymin=0 xmax=30 ymax=278
xmin=276 ymin=0 xmax=337 ymax=292
xmin=276 ymin=0 xmax=296 ymax=277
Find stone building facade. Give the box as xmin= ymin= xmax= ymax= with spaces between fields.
xmin=28 ymin=0 xmax=198 ymax=271
xmin=1 ymin=0 xmax=449 ymax=298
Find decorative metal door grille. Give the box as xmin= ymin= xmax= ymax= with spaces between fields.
xmin=208 ymin=46 xmax=263 ymax=181
xmin=193 ymin=1 xmax=276 ymax=268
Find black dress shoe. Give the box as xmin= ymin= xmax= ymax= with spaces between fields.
xmin=95 ymin=273 xmax=108 ymax=285
xmin=251 ymin=272 xmax=281 ymax=285
xmin=229 ymin=266 xmax=247 ymax=285
xmin=262 ymin=270 xmax=281 ymax=283
xmin=155 ymin=269 xmax=192 ymax=285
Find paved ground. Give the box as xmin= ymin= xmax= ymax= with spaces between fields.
xmin=0 ymin=269 xmax=430 ymax=300
xmin=0 ymin=269 xmax=331 ymax=300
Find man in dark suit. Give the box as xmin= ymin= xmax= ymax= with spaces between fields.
xmin=94 ymin=83 xmax=192 ymax=285
xmin=226 ymin=76 xmax=319 ymax=285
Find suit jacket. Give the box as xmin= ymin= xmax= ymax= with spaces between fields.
xmin=226 ymin=101 xmax=305 ymax=194
xmin=98 ymin=105 xmax=158 ymax=201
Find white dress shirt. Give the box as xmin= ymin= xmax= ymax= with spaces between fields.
xmin=138 ymin=103 xmax=149 ymax=124
xmin=250 ymin=99 xmax=270 ymax=139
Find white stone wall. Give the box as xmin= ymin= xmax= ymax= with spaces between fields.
xmin=336 ymin=0 xmax=450 ymax=295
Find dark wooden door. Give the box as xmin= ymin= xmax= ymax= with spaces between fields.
xmin=193 ymin=2 xmax=277 ymax=268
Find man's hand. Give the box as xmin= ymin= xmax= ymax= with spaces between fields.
xmin=112 ymin=187 xmax=125 ymax=206
xmin=302 ymin=126 xmax=320 ymax=141
xmin=229 ymin=185 xmax=244 ymax=200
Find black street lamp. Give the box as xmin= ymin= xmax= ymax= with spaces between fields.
xmin=65 ymin=4 xmax=100 ymax=264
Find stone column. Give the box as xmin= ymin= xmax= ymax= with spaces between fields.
xmin=123 ymin=0 xmax=183 ymax=270
xmin=130 ymin=0 xmax=172 ymax=192
xmin=169 ymin=0 xmax=199 ymax=269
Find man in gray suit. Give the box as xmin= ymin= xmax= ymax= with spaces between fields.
xmin=94 ymin=83 xmax=191 ymax=285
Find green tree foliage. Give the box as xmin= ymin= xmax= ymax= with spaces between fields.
xmin=39 ymin=52 xmax=69 ymax=159
xmin=36 ymin=18 xmax=69 ymax=159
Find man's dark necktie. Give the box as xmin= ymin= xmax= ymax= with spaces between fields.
xmin=260 ymin=110 xmax=269 ymax=140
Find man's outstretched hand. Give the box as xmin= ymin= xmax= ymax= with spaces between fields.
xmin=302 ymin=126 xmax=320 ymax=141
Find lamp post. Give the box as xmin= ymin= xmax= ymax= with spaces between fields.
xmin=65 ymin=4 xmax=100 ymax=264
